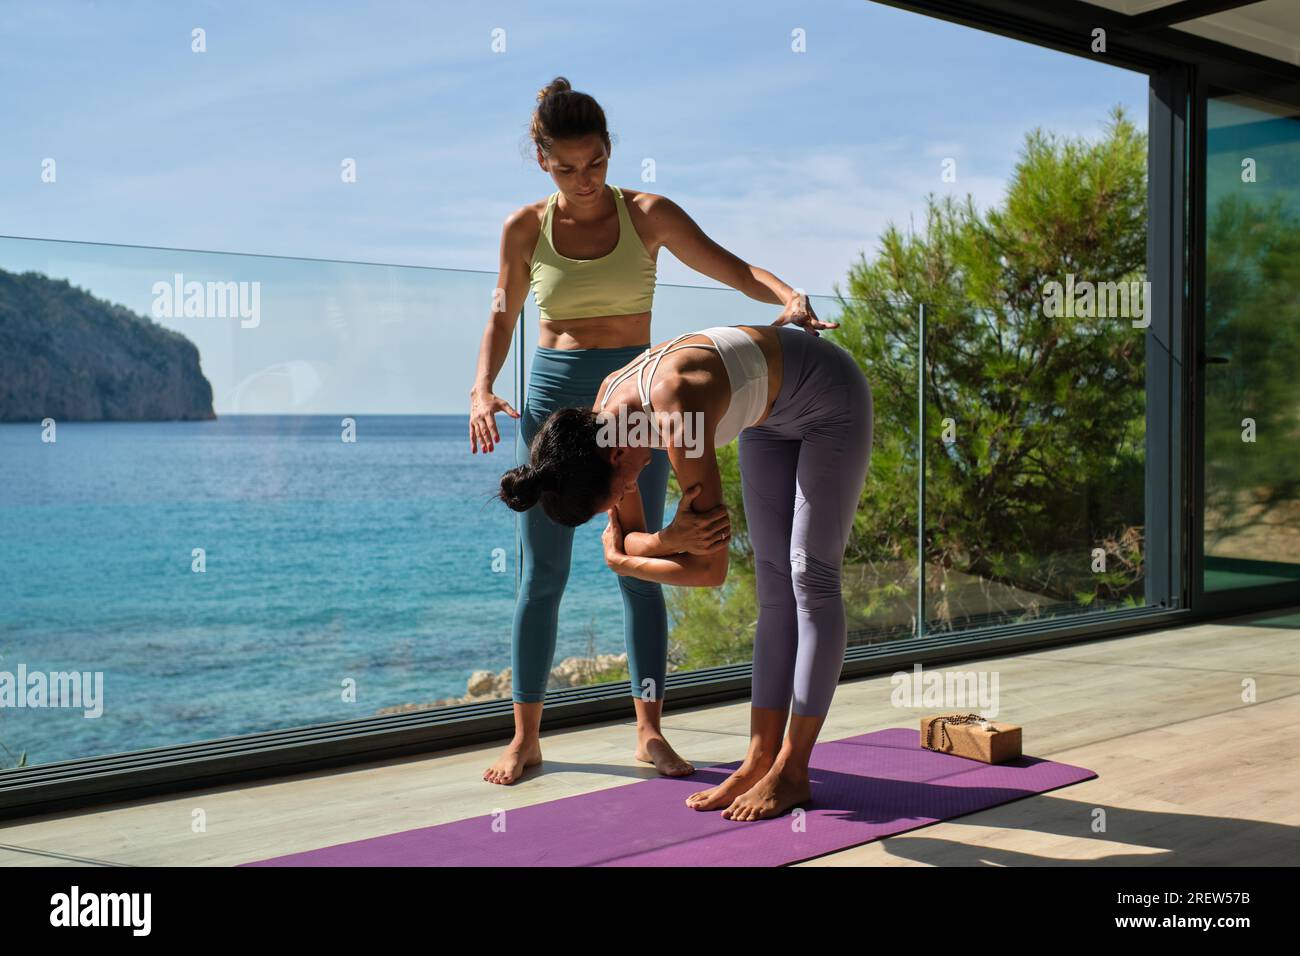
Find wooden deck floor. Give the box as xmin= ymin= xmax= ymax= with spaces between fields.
xmin=3 ymin=608 xmax=1298 ymax=867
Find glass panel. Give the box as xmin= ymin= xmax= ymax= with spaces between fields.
xmin=661 ymin=293 xmax=922 ymax=678
xmin=827 ymin=295 xmax=924 ymax=646
xmin=0 ymin=249 xmax=919 ymax=771
xmin=1202 ymin=92 xmax=1300 ymax=592
xmin=0 ymin=237 xmax=518 ymax=767
xmin=922 ymin=300 xmax=1147 ymax=632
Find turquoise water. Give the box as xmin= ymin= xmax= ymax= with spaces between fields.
xmin=0 ymin=416 xmax=638 ymax=767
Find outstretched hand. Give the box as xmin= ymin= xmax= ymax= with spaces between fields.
xmin=469 ymin=389 xmax=520 ymax=454
xmin=772 ymin=290 xmax=838 ymax=336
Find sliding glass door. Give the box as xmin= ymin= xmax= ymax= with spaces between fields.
xmin=1201 ymin=91 xmax=1300 ymax=598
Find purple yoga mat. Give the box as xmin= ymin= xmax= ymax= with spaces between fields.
xmin=240 ymin=727 xmax=1096 ymax=867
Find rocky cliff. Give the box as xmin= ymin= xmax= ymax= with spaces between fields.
xmin=376 ymin=653 xmax=637 ymax=713
xmin=0 ymin=268 xmax=215 ymax=422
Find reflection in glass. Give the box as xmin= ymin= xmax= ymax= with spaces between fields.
xmin=1203 ymin=93 xmax=1300 ymax=592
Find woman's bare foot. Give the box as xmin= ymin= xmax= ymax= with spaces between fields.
xmin=685 ymin=753 xmax=776 ymax=810
xmin=635 ymin=730 xmax=695 ymax=777
xmin=482 ymin=738 xmax=542 ymax=785
xmin=721 ymin=765 xmax=811 ymax=821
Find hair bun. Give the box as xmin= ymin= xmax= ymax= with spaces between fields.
xmin=499 ymin=463 xmax=553 ymax=512
xmin=537 ymin=76 xmax=572 ymax=103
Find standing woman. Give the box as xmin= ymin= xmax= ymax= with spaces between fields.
xmin=470 ymin=77 xmax=821 ymax=785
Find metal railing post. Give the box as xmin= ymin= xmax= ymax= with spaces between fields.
xmin=515 ymin=305 xmax=525 ymax=594
xmin=917 ymin=301 xmax=926 ymax=639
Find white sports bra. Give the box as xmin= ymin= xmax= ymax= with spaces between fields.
xmin=594 ymin=326 xmax=770 ymax=447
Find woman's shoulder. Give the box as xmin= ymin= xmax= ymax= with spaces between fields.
xmin=647 ymin=347 xmax=724 ymax=419
xmin=615 ymin=185 xmax=666 ymax=215
xmin=618 ymin=188 xmax=691 ymax=253
xmin=501 ymin=194 xmax=552 ymax=254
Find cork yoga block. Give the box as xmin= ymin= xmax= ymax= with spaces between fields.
xmin=920 ymin=714 xmax=1023 ymax=764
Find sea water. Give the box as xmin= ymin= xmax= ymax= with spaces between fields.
xmin=0 ymin=416 xmax=634 ymax=766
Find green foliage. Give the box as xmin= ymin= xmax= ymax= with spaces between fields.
xmin=0 ymin=741 xmax=27 ymax=771
xmin=834 ymin=104 xmax=1148 ymax=618
xmin=667 ymin=562 xmax=759 ymax=669
xmin=584 ymin=663 xmax=631 ymax=685
xmin=1202 ymin=193 xmax=1300 ymax=546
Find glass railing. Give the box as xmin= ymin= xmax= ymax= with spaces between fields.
xmin=919 ymin=302 xmax=1147 ymax=633
xmin=0 ymin=237 xmax=525 ymax=766
xmin=0 ymin=236 xmax=1151 ymax=771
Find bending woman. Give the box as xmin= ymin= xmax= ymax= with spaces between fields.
xmin=497 ymin=324 xmax=873 ymax=820
xmin=469 ymin=77 xmax=822 ymax=785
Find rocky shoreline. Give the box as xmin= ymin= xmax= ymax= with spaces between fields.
xmin=377 ymin=652 xmax=634 ymax=713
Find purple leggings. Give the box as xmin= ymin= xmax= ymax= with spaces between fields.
xmin=738 ymin=327 xmax=873 ymax=717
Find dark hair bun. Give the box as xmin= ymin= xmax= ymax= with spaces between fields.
xmin=495 ymin=407 xmax=612 ymax=527
xmin=529 ymin=77 xmax=609 ymax=159
xmin=537 ymin=77 xmax=572 ymax=102
xmin=499 ymin=464 xmax=552 ymax=512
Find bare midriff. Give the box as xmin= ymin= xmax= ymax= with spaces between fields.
xmin=537 ymin=312 xmax=653 ymax=350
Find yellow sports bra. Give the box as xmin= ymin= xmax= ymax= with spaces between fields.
xmin=529 ymin=184 xmax=656 ymax=321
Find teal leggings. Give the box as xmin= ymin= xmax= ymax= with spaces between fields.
xmin=512 ymin=343 xmax=670 ymax=703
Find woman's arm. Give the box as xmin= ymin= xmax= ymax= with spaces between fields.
xmin=605 ymin=514 xmax=727 ymax=587
xmin=645 ymin=195 xmax=839 ymax=334
xmin=606 ymin=497 xmax=683 ymax=567
xmin=611 ymin=481 xmax=663 ymax=557
xmin=469 ymin=208 xmax=533 ymax=453
xmin=648 ymin=196 xmax=792 ymax=304
xmin=620 ymin=483 xmax=730 ymax=558
xmin=603 ymin=437 xmax=729 ymax=587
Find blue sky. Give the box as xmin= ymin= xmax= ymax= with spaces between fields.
xmin=0 ymin=0 xmax=1146 ymax=413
